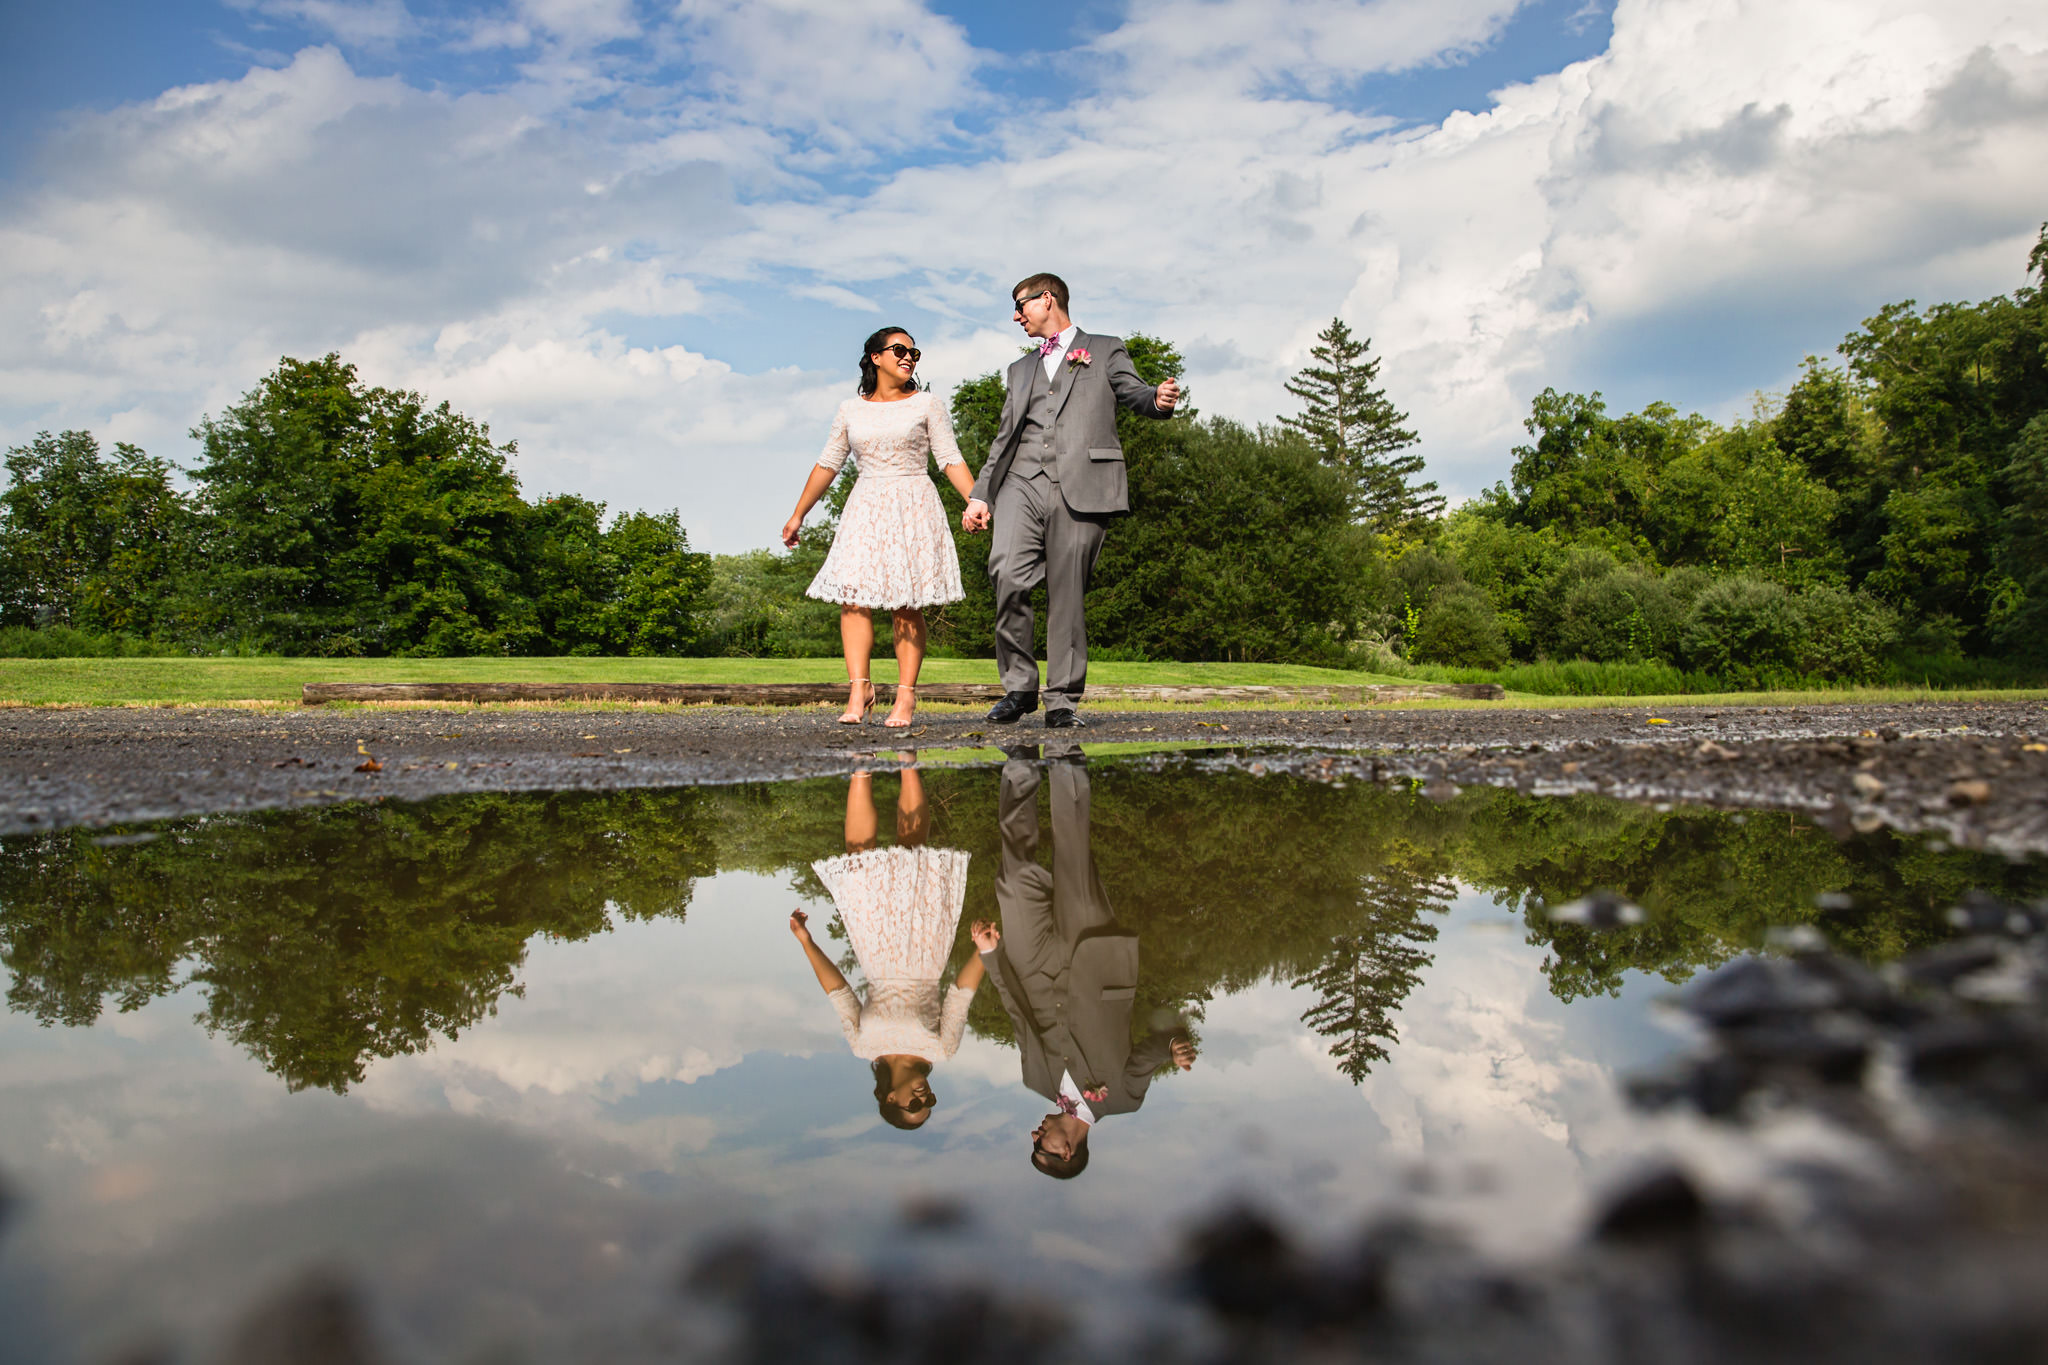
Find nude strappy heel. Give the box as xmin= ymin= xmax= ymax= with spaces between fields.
xmin=883 ymin=683 xmax=917 ymax=728
xmin=839 ymin=678 xmax=876 ymax=725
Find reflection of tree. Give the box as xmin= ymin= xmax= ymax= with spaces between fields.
xmin=0 ymin=790 xmax=715 ymax=1091
xmin=1295 ymin=865 xmax=1450 ymax=1083
xmin=9 ymin=768 xmax=2048 ymax=1094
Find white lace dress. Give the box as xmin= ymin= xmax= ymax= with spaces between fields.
xmin=805 ymin=392 xmax=966 ymax=609
xmin=813 ymin=846 xmax=974 ymax=1065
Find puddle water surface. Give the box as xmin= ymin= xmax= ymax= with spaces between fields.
xmin=2 ymin=753 xmax=2042 ymax=1361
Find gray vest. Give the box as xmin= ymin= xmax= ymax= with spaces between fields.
xmin=1013 ymin=356 xmax=1058 ymax=482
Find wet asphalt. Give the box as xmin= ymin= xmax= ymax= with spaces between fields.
xmin=4 ymin=699 xmax=2047 ymax=848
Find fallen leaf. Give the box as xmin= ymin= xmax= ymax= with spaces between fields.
xmin=2026 ymin=743 xmax=2048 ymax=753
xmin=1647 ymin=718 xmax=1670 ymax=725
xmin=354 ymin=758 xmax=382 ymax=773
xmin=443 ymin=761 xmax=460 ymax=769
xmin=581 ymin=734 xmax=598 ymax=740
xmin=613 ymin=748 xmax=634 ymax=754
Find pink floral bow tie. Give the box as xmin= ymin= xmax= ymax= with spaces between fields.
xmin=1039 ymin=335 xmax=1062 ymax=356
xmin=1055 ymin=1093 xmax=1080 ymax=1115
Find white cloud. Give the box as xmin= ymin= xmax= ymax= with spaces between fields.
xmin=230 ymin=0 xmax=421 ymax=46
xmin=4 ymin=0 xmax=2045 ymax=552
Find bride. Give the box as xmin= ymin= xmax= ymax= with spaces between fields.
xmin=782 ymin=326 xmax=978 ymax=727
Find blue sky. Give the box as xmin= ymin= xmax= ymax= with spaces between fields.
xmin=2 ymin=0 xmax=2043 ymax=551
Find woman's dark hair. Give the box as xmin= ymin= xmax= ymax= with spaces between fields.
xmin=857 ymin=326 xmax=920 ymax=398
xmin=871 ymin=1057 xmax=935 ymax=1130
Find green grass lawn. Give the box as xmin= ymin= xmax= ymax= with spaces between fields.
xmin=0 ymin=656 xmax=1418 ymax=706
xmin=4 ymin=656 xmax=2043 ymax=709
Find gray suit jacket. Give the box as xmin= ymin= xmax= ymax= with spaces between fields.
xmin=967 ymin=330 xmax=1170 ymax=516
xmin=980 ymin=762 xmax=1176 ymax=1117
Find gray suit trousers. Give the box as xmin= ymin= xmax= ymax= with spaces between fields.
xmin=988 ymin=474 xmax=1109 ymax=708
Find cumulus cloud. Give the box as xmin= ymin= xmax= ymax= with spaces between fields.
xmin=3 ymin=0 xmax=2045 ymax=551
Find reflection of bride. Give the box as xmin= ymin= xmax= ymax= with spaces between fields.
xmin=789 ymin=765 xmax=982 ymax=1131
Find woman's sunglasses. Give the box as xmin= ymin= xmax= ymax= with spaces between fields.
xmin=878 ymin=343 xmax=921 ymax=362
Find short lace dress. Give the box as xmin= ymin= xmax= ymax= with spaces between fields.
xmin=813 ymin=845 xmax=974 ymax=1065
xmin=805 ymin=392 xmax=966 ymax=609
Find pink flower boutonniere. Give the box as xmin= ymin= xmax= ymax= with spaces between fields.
xmin=1067 ymin=347 xmax=1092 ymax=368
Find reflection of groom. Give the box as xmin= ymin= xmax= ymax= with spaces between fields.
xmin=960 ymin=274 xmax=1181 ymax=729
xmin=970 ymin=753 xmax=1194 ymax=1180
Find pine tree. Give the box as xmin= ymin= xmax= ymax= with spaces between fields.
xmin=1279 ymin=318 xmax=1442 ymax=537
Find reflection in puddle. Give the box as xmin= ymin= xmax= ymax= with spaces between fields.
xmin=2 ymin=755 xmax=2042 ymax=1359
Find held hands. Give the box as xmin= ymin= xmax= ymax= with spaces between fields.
xmin=970 ymin=919 xmax=1001 ymax=952
xmin=961 ymin=499 xmax=991 ymax=533
xmin=1171 ymin=1038 xmax=1197 ymax=1071
xmin=781 ymin=513 xmax=804 ymax=549
xmin=1156 ymin=378 xmax=1181 ymax=412
xmin=789 ymin=909 xmax=813 ymax=942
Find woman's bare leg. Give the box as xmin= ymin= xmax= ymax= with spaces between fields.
xmin=895 ymin=767 xmax=928 ymax=846
xmin=886 ymin=608 xmax=926 ymax=726
xmin=845 ymin=772 xmax=878 ymax=852
xmin=839 ymin=606 xmax=875 ymax=722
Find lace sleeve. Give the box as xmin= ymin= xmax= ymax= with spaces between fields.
xmin=938 ymin=983 xmax=973 ymax=1058
xmin=817 ymin=404 xmax=853 ymax=473
xmin=828 ymin=986 xmax=862 ymax=1046
xmin=925 ymin=395 xmax=964 ymax=470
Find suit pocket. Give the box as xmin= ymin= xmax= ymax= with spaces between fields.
xmin=1087 ymin=446 xmax=1123 ymax=462
xmin=1099 ymin=986 xmax=1136 ymax=1001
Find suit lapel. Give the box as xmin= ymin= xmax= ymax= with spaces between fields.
xmin=1048 ymin=328 xmax=1089 ymax=422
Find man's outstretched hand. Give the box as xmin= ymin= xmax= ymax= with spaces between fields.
xmin=1156 ymin=378 xmax=1181 ymax=412
xmin=971 ymin=919 xmax=1001 ymax=952
xmin=962 ymin=498 xmax=991 ymax=533
xmin=1171 ymin=1038 xmax=1197 ymax=1071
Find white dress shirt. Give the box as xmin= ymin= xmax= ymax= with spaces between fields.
xmin=1056 ymin=1067 xmax=1098 ymax=1125
xmin=1040 ymin=323 xmax=1080 ymax=380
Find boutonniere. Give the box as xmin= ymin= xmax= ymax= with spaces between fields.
xmin=1066 ymin=347 xmax=1092 ymax=368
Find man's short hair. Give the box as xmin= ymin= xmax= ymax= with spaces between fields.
xmin=1012 ymin=272 xmax=1069 ymax=313
xmin=1031 ymin=1133 xmax=1090 ymax=1180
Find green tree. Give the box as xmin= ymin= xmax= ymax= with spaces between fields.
xmin=0 ymin=431 xmax=190 ymax=637
xmin=1278 ymin=318 xmax=1440 ymax=537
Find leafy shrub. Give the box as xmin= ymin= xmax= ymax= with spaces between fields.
xmin=1789 ymin=586 xmax=1899 ymax=681
xmin=1410 ymin=586 xmax=1509 ymax=668
xmin=1680 ymin=576 xmax=1802 ymax=678
xmin=1553 ymin=569 xmax=1682 ymax=663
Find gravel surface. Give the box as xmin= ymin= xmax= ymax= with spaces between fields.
xmin=5 ymin=699 xmax=2048 ymax=845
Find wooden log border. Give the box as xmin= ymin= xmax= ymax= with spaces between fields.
xmin=301 ymin=681 xmax=1507 ymax=706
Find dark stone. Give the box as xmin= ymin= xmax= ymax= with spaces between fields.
xmin=1183 ymin=1207 xmax=1300 ymax=1322
xmin=1899 ymin=939 xmax=2007 ymax=990
xmin=1681 ymin=956 xmax=1843 ymax=1028
xmin=218 ymin=1270 xmax=389 ymax=1365
xmin=1593 ymin=1167 xmax=1708 ymax=1243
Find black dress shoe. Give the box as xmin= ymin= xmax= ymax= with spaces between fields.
xmin=1044 ymin=707 xmax=1086 ymax=729
xmin=986 ymin=691 xmax=1039 ymax=724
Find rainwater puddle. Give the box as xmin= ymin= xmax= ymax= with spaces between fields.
xmin=2 ymin=754 xmax=2043 ymax=1361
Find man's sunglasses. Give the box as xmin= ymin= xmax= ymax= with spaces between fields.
xmin=1012 ymin=291 xmax=1047 ymax=314
xmin=878 ymin=343 xmax=921 ymax=362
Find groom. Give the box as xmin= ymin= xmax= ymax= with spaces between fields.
xmin=961 ymin=274 xmax=1180 ymax=728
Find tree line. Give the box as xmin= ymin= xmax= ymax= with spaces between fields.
xmin=0 ymin=355 xmax=710 ymax=656
xmin=5 ymin=228 xmax=2045 ymax=681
